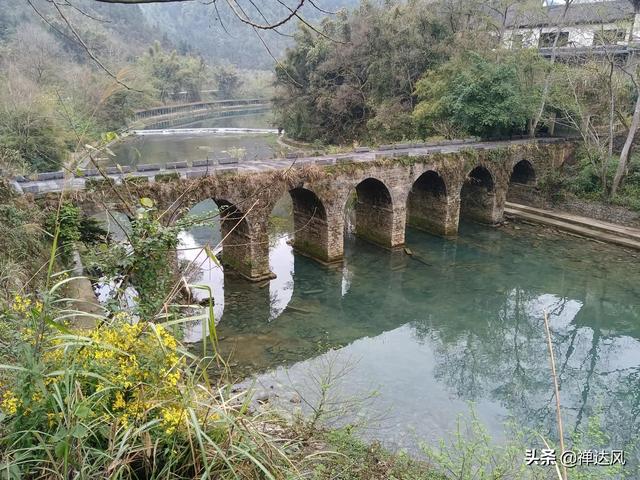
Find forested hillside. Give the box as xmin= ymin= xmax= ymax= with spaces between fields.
xmin=140 ymin=0 xmax=359 ymax=68
xmin=0 ymin=0 xmax=356 ymax=174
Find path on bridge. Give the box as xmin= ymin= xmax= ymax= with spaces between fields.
xmin=14 ymin=137 xmax=565 ymax=195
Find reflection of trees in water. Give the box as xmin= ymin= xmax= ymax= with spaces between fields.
xmin=410 ymin=270 xmax=640 ymax=460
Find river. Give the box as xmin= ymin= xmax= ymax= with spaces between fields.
xmin=176 ymin=196 xmax=640 ymax=470
xmin=109 ymin=112 xmax=278 ymax=167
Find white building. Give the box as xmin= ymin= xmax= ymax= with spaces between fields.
xmin=505 ymin=0 xmax=640 ymax=57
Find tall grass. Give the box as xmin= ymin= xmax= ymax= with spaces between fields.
xmin=0 ymin=284 xmax=302 ymax=479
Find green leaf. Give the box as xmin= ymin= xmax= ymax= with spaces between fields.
xmin=71 ymin=424 xmax=88 ymax=439
xmin=54 ymin=439 xmax=69 ymax=459
xmin=75 ymin=405 xmax=92 ymax=419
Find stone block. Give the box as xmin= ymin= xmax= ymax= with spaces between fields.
xmin=378 ymin=144 xmax=394 ymax=151
xmin=315 ymin=158 xmax=335 ymax=166
xmin=192 ymin=159 xmax=210 ymax=168
xmin=136 ymin=163 xmax=162 ymax=172
xmin=218 ymin=157 xmax=239 ymax=165
xmin=285 ymin=152 xmax=299 ymax=159
xmin=394 ymin=143 xmax=410 ymax=149
xmin=14 ymin=175 xmax=27 ymax=183
xmin=166 ymin=161 xmax=188 ymax=170
xmin=186 ymin=170 xmax=207 ymax=178
xmin=354 ymin=146 xmax=370 ymax=153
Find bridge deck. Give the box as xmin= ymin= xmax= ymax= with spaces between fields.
xmin=14 ymin=137 xmax=565 ymax=195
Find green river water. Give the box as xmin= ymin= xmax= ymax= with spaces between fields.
xmin=177 ymin=199 xmax=640 ymax=469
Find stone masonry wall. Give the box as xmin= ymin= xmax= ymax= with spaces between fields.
xmin=56 ymin=142 xmax=571 ymax=281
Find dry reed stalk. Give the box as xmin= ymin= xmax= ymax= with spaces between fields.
xmin=543 ymin=310 xmax=568 ymax=480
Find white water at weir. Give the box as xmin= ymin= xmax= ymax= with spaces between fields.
xmin=132 ymin=127 xmax=279 ymax=136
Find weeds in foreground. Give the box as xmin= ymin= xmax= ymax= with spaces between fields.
xmin=0 ymin=291 xmax=303 ymax=479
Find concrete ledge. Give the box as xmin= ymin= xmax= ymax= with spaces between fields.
xmin=105 ymin=165 xmax=132 ymax=175
xmin=218 ymin=157 xmax=239 ymax=165
xmin=394 ymin=143 xmax=410 ymax=149
xmin=354 ymin=146 xmax=371 ymax=153
xmin=378 ymin=144 xmax=394 ymax=151
xmin=315 ymin=158 xmax=335 ymax=165
xmin=22 ymin=185 xmax=40 ymax=194
xmin=505 ymin=204 xmax=640 ymax=251
xmin=285 ymin=152 xmax=299 ymax=159
xmin=166 ymin=161 xmax=189 ymax=169
xmin=79 ymin=168 xmax=100 ymax=177
xmin=137 ymin=163 xmax=162 ymax=172
xmin=192 ymin=159 xmax=210 ymax=168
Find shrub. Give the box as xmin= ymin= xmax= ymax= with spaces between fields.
xmin=0 ymin=298 xmax=294 ymax=478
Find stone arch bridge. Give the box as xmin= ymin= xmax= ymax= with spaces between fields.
xmin=40 ymin=139 xmax=573 ymax=281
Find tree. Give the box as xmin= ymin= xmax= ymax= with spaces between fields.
xmin=215 ymin=66 xmax=242 ymax=99
xmin=274 ymin=2 xmax=450 ymax=143
xmin=414 ymin=52 xmax=542 ymax=139
xmin=529 ymin=0 xmax=575 ymax=137
xmin=609 ymin=0 xmax=640 ymax=196
xmin=142 ymin=42 xmax=207 ymax=102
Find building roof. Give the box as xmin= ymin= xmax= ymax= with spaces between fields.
xmin=506 ymin=1 xmax=635 ymax=29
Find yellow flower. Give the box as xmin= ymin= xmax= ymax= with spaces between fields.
xmin=11 ymin=294 xmax=31 ymax=314
xmin=165 ymin=371 xmax=180 ymax=387
xmin=47 ymin=412 xmax=58 ymax=428
xmin=1 ymin=390 xmax=21 ymax=415
xmin=33 ymin=301 xmax=43 ymax=314
xmin=160 ymin=406 xmax=185 ymax=435
xmin=112 ymin=391 xmax=126 ymax=410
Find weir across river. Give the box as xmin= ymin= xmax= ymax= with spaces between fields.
xmin=18 ymin=137 xmax=574 ymax=281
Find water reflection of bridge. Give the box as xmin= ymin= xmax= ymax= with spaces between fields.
xmin=211 ymin=226 xmax=640 ymax=368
